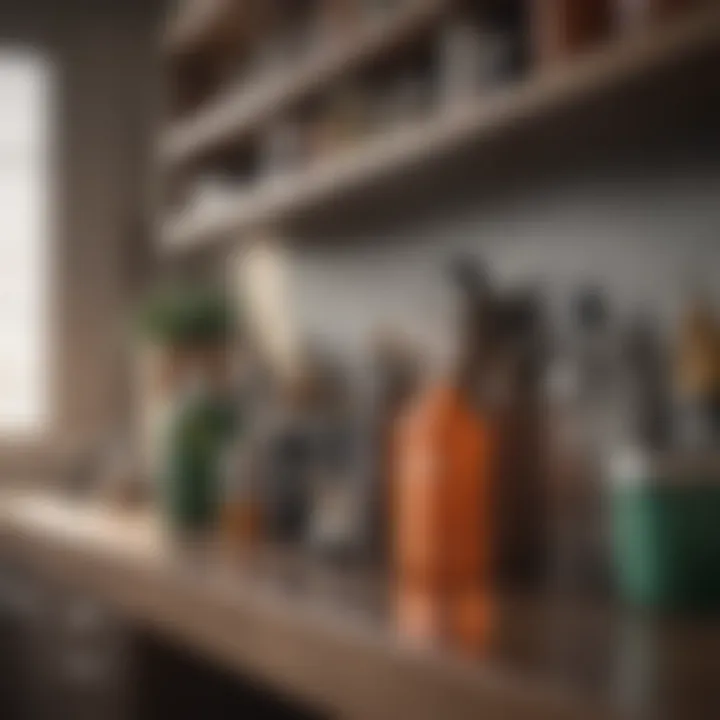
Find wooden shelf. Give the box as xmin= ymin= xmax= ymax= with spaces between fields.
xmin=160 ymin=0 xmax=447 ymax=166
xmin=162 ymin=5 xmax=720 ymax=252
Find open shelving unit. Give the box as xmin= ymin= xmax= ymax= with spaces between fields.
xmin=161 ymin=0 xmax=447 ymax=166
xmin=158 ymin=1 xmax=720 ymax=253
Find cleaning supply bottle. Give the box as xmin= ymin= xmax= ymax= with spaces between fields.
xmin=393 ymin=258 xmax=497 ymax=652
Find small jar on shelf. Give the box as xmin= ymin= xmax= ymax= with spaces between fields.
xmin=531 ymin=0 xmax=613 ymax=67
xmin=436 ymin=1 xmax=526 ymax=107
xmin=308 ymin=85 xmax=374 ymax=161
xmin=614 ymin=0 xmax=700 ymax=34
xmin=260 ymin=115 xmax=311 ymax=179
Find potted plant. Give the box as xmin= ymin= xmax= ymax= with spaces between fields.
xmin=135 ymin=284 xmax=237 ymax=538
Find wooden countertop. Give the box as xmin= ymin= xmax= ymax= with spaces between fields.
xmin=0 ymin=494 xmax=719 ymax=720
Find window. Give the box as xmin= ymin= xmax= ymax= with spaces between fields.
xmin=0 ymin=51 xmax=51 ymax=436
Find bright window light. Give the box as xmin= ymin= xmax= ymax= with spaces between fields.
xmin=0 ymin=50 xmax=51 ymax=436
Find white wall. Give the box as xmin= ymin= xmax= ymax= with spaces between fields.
xmin=287 ymin=123 xmax=720 ymax=368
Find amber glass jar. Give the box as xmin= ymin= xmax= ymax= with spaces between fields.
xmin=532 ymin=0 xmax=613 ymax=66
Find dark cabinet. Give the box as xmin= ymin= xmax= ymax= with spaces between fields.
xmin=0 ymin=561 xmax=328 ymax=720
xmin=132 ymin=633 xmax=326 ymax=720
xmin=0 ymin=563 xmax=132 ymax=720
xmin=0 ymin=569 xmax=31 ymax=719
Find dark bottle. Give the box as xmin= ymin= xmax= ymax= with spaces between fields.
xmin=259 ymin=370 xmax=320 ymax=546
xmin=546 ymin=287 xmax=622 ymax=596
xmin=621 ymin=313 xmax=671 ymax=451
xmin=489 ymin=290 xmax=549 ymax=587
xmin=360 ymin=331 xmax=421 ymax=568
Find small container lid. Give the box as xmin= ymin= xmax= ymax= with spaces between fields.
xmin=609 ymin=446 xmax=720 ymax=488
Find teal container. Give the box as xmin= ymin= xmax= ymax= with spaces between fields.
xmin=611 ymin=453 xmax=720 ymax=611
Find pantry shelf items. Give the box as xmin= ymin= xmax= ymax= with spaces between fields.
xmin=158 ymin=1 xmax=720 ymax=253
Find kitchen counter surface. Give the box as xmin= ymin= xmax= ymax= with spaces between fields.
xmin=0 ymin=493 xmax=718 ymax=720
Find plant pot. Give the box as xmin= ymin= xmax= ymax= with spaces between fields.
xmin=135 ymin=342 xmax=231 ymax=494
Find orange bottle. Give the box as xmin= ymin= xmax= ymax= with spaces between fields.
xmin=394 ymin=383 xmax=494 ymax=651
xmin=392 ymin=257 xmax=503 ymax=652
